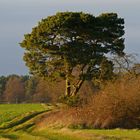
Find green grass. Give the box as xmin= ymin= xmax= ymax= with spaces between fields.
xmin=33 ymin=129 xmax=84 ymax=140
xmin=2 ymin=128 xmax=139 ymax=140
xmin=0 ymin=104 xmax=46 ymax=125
xmin=0 ymin=104 xmax=140 ymax=140
xmin=84 ymin=129 xmax=140 ymax=140
xmin=31 ymin=128 xmax=140 ymax=140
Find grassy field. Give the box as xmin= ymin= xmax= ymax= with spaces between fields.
xmin=0 ymin=104 xmax=46 ymax=125
xmin=1 ymin=128 xmax=140 ymax=140
xmin=34 ymin=128 xmax=140 ymax=140
xmin=0 ymin=104 xmax=140 ymax=140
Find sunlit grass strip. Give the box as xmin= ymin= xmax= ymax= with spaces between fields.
xmin=0 ymin=104 xmax=46 ymax=124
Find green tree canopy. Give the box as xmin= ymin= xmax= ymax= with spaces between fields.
xmin=20 ymin=12 xmax=125 ymax=97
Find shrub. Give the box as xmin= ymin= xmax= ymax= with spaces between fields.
xmin=89 ymin=75 xmax=140 ymax=128
xmin=59 ymin=95 xmax=82 ymax=107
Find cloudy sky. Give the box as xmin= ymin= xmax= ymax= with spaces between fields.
xmin=0 ymin=0 xmax=140 ymax=75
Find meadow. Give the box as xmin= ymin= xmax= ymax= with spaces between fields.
xmin=0 ymin=104 xmax=46 ymax=125
xmin=0 ymin=104 xmax=140 ymax=140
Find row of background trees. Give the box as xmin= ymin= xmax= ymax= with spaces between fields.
xmin=0 ymin=74 xmax=95 ymax=103
xmin=0 ymin=75 xmax=57 ymax=103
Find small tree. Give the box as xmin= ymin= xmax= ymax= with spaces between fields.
xmin=0 ymin=76 xmax=7 ymax=96
xmin=24 ymin=76 xmax=38 ymax=102
xmin=3 ymin=76 xmax=25 ymax=103
xmin=20 ymin=12 xmax=125 ymax=97
xmin=33 ymin=78 xmax=51 ymax=103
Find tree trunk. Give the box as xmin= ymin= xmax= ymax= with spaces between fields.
xmin=71 ymin=80 xmax=84 ymax=96
xmin=65 ymin=77 xmax=71 ymax=96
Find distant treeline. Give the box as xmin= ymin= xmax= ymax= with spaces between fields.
xmin=0 ymin=74 xmax=94 ymax=103
xmin=0 ymin=75 xmax=59 ymax=103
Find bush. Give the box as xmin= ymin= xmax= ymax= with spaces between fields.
xmin=89 ymin=75 xmax=140 ymax=128
xmin=59 ymin=95 xmax=82 ymax=107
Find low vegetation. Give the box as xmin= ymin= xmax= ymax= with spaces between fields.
xmin=90 ymin=75 xmax=140 ymax=129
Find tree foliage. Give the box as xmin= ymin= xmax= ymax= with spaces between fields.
xmin=20 ymin=12 xmax=125 ymax=97
xmin=3 ymin=76 xmax=25 ymax=103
